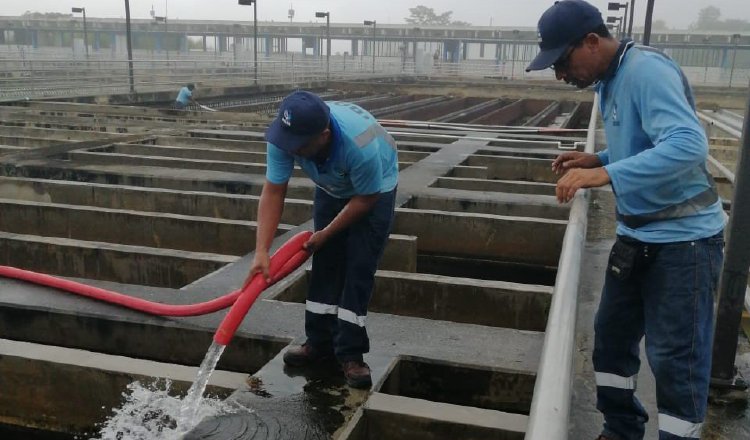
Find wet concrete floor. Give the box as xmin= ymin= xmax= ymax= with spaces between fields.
xmin=186 ymin=351 xmax=377 ymax=439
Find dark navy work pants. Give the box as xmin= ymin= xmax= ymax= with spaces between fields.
xmin=594 ymin=233 xmax=724 ymax=440
xmin=304 ymin=187 xmax=396 ymax=362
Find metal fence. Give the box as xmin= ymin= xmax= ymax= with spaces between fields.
xmin=0 ymin=45 xmax=748 ymax=102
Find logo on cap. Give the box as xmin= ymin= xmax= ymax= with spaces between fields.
xmin=282 ymin=110 xmax=292 ymax=127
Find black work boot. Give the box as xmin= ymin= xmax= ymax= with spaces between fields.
xmin=282 ymin=344 xmax=333 ymax=367
xmin=342 ymin=360 xmax=372 ymax=389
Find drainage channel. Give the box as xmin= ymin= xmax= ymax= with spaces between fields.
xmin=0 ymin=95 xmax=594 ymax=439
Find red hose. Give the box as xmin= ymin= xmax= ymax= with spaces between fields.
xmin=214 ymin=237 xmax=312 ymax=345
xmin=0 ymin=232 xmax=312 ymax=325
xmin=0 ymin=265 xmax=243 ymax=316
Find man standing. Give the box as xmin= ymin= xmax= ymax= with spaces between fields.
xmin=246 ymin=91 xmax=398 ymax=389
xmin=174 ymin=83 xmax=198 ymax=110
xmin=527 ymin=1 xmax=725 ymax=439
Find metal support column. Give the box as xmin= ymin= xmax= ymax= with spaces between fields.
xmin=325 ymin=14 xmax=330 ymax=83
xmin=710 ymin=90 xmax=750 ymax=392
xmin=371 ymin=22 xmax=376 ymax=73
xmin=124 ymin=0 xmax=135 ymax=95
xmin=82 ymin=9 xmax=89 ymax=57
xmin=253 ymin=0 xmax=258 ymax=84
xmin=628 ymin=0 xmax=636 ymax=37
xmin=643 ymin=0 xmax=655 ymax=46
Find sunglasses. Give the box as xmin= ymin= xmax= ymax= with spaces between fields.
xmin=551 ymin=44 xmax=577 ymax=72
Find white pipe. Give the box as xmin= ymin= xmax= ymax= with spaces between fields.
xmin=379 ymin=119 xmax=588 ymax=134
xmin=698 ymin=111 xmax=743 ymax=139
xmin=707 ymin=154 xmax=735 ymax=184
xmin=388 ymin=130 xmax=562 ymax=148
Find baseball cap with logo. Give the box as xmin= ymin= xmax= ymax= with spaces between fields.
xmin=266 ymin=90 xmax=331 ymax=153
xmin=526 ymin=0 xmax=604 ymax=72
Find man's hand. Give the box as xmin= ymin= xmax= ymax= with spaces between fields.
xmin=245 ymin=250 xmax=271 ymax=287
xmin=552 ymin=152 xmax=602 ymax=175
xmin=303 ymin=230 xmax=331 ymax=253
xmin=556 ymin=168 xmax=611 ymax=203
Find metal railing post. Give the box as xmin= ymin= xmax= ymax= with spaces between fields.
xmin=82 ymin=9 xmax=89 ymax=58
xmin=628 ymin=0 xmax=636 ymax=37
xmin=124 ymin=0 xmax=135 ymax=95
xmin=643 ymin=0 xmax=655 ymax=46
xmin=372 ymin=22 xmax=376 ymax=73
xmin=253 ymin=0 xmax=258 ymax=84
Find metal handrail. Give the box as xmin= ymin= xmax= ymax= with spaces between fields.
xmin=524 ymin=93 xmax=599 ymax=440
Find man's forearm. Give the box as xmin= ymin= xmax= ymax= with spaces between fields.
xmin=255 ymin=183 xmax=286 ymax=253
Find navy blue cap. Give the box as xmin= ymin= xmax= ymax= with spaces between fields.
xmin=266 ymin=91 xmax=331 ymax=153
xmin=526 ymin=0 xmax=604 ymax=72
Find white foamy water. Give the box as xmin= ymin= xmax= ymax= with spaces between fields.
xmin=92 ymin=377 xmax=246 ymax=440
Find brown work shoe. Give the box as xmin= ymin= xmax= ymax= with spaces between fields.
xmin=282 ymin=344 xmax=333 ymax=367
xmin=342 ymin=360 xmax=372 ymax=389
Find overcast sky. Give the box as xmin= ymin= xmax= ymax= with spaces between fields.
xmin=5 ymin=1 xmax=750 ymax=30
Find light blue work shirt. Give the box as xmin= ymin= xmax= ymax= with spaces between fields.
xmin=595 ymin=42 xmax=726 ymax=243
xmin=176 ymin=87 xmax=193 ymax=105
xmin=266 ymin=102 xmax=399 ymax=198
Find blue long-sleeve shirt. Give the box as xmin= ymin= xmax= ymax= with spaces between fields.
xmin=595 ymin=43 xmax=725 ymax=242
xmin=175 ymin=87 xmax=193 ymax=105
